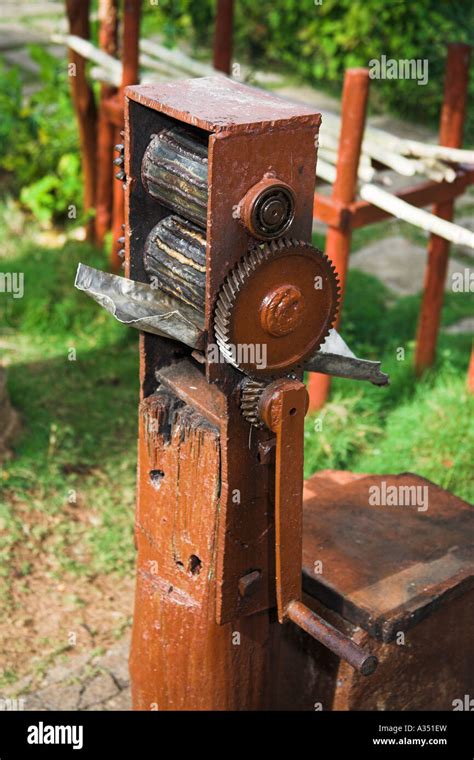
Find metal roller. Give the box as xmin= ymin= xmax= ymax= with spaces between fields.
xmin=141 ymin=125 xmax=296 ymax=240
xmin=141 ymin=127 xmax=208 ymax=227
xmin=144 ymin=214 xmax=206 ymax=313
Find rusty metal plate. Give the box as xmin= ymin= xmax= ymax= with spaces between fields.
xmin=302 ymin=470 xmax=474 ymax=642
xmin=126 ymin=77 xmax=320 ymax=134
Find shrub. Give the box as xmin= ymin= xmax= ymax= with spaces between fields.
xmin=143 ymin=0 xmax=474 ymax=143
xmin=0 ymin=46 xmax=83 ymax=223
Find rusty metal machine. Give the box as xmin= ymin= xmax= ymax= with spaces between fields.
xmin=76 ymin=77 xmax=396 ymax=709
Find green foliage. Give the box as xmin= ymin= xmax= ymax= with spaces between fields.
xmin=0 ymin=46 xmax=83 ymax=223
xmin=143 ymin=0 xmax=474 ymax=143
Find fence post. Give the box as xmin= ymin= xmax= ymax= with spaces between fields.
xmin=95 ymin=0 xmax=119 ymax=246
xmin=213 ymin=0 xmax=234 ymax=74
xmin=308 ymin=68 xmax=369 ymax=411
xmin=415 ymin=43 xmax=471 ymax=375
xmin=65 ymin=0 xmax=97 ymax=242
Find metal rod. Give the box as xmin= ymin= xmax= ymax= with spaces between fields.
xmin=287 ymin=600 xmax=378 ymax=676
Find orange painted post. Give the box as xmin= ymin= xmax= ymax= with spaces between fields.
xmin=95 ymin=0 xmax=119 ymax=246
xmin=213 ymin=0 xmax=234 ymax=74
xmin=111 ymin=0 xmax=142 ymax=271
xmin=308 ymin=68 xmax=370 ymax=411
xmin=65 ymin=0 xmax=97 ymax=243
xmin=468 ymin=346 xmax=474 ymax=395
xmin=415 ymin=43 xmax=471 ymax=375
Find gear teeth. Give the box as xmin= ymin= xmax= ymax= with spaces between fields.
xmin=214 ymin=238 xmax=340 ymax=379
xmin=240 ymin=378 xmax=268 ymax=428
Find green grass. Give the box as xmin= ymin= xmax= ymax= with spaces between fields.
xmin=0 ymin=207 xmax=138 ymax=592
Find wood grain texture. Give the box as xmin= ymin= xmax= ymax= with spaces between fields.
xmin=129 ymin=391 xmax=272 ymax=710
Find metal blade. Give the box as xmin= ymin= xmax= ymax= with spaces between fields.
xmin=74 ymin=264 xmax=205 ymax=349
xmin=304 ymin=329 xmax=389 ymax=386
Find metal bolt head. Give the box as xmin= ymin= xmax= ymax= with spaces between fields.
xmin=260 ymin=284 xmax=306 ymax=337
xmin=238 ymin=570 xmax=261 ymax=598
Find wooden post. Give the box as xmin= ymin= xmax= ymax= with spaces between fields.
xmin=468 ymin=345 xmax=474 ymax=395
xmin=415 ymin=43 xmax=471 ymax=375
xmin=111 ymin=0 xmax=142 ymax=271
xmin=65 ymin=0 xmax=97 ymax=242
xmin=213 ymin=0 xmax=234 ymax=74
xmin=129 ymin=391 xmax=272 ymax=710
xmin=308 ymin=68 xmax=370 ymax=411
xmin=95 ymin=0 xmax=119 ymax=246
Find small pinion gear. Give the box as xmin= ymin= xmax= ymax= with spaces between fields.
xmin=214 ymin=238 xmax=340 ymax=379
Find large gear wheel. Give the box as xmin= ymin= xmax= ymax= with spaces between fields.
xmin=214 ymin=238 xmax=340 ymax=379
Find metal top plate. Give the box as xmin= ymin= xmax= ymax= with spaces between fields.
xmin=126 ymin=77 xmax=320 ymax=133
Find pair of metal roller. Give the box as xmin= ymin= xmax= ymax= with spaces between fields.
xmin=75 ymin=122 xmax=388 ymax=390
xmin=141 ymin=125 xmax=343 ymax=380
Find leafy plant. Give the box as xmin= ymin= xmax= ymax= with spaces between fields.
xmin=143 ymin=0 xmax=474 ymax=144
xmin=0 ymin=46 xmax=83 ymax=223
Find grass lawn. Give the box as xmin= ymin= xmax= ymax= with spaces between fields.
xmin=0 ymin=202 xmax=472 ymax=686
xmin=0 ymin=205 xmax=138 ymax=686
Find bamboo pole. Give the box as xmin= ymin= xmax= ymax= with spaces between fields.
xmin=140 ymin=38 xmax=218 ymax=78
xmin=360 ymin=184 xmax=474 ymax=247
xmin=53 ymin=33 xmax=123 ymax=80
xmin=322 ymin=110 xmax=474 ymax=165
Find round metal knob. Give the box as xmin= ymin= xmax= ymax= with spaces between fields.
xmin=239 ymin=178 xmax=295 ymax=239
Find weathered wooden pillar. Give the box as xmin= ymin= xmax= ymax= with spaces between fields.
xmin=129 ymin=387 xmax=273 ymax=710
xmin=415 ymin=43 xmax=471 ymax=375
xmin=65 ymin=0 xmax=97 ymax=242
xmin=308 ymin=68 xmax=370 ymax=411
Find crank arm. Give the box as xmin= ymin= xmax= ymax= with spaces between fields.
xmin=258 ymin=378 xmax=378 ymax=676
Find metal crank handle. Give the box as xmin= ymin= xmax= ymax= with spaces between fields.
xmin=258 ymin=378 xmax=378 ymax=676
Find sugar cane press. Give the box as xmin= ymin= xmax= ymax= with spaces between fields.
xmin=76 ymin=77 xmax=393 ymax=710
